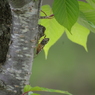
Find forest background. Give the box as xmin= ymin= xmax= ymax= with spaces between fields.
xmin=30 ymin=0 xmax=95 ymax=95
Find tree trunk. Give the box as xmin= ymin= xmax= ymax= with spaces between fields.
xmin=0 ymin=0 xmax=42 ymax=95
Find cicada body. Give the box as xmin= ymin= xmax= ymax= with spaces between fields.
xmin=36 ymin=38 xmax=49 ymax=54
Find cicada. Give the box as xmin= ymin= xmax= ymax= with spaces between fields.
xmin=36 ymin=38 xmax=49 ymax=54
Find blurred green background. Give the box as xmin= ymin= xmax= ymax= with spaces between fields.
xmin=30 ymin=0 xmax=95 ymax=95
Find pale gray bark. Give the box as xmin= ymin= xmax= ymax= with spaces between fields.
xmin=0 ymin=0 xmax=42 ymax=95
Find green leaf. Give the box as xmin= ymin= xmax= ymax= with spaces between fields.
xmin=66 ymin=23 xmax=90 ymax=51
xmin=86 ymin=0 xmax=95 ymax=9
xmin=79 ymin=1 xmax=95 ymax=24
xmin=24 ymin=85 xmax=32 ymax=92
xmin=78 ymin=11 xmax=95 ymax=33
xmin=39 ymin=5 xmax=65 ymax=58
xmin=78 ymin=1 xmax=95 ymax=33
xmin=88 ymin=21 xmax=95 ymax=28
xmin=30 ymin=93 xmax=40 ymax=95
xmin=24 ymin=85 xmax=72 ymax=95
xmin=52 ymin=0 xmax=79 ymax=31
xmin=92 ymin=0 xmax=95 ymax=3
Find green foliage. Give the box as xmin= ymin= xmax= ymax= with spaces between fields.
xmin=86 ymin=0 xmax=95 ymax=9
xmin=52 ymin=0 xmax=79 ymax=31
xmin=38 ymin=0 xmax=95 ymax=57
xmin=66 ymin=23 xmax=90 ymax=51
xmin=23 ymin=85 xmax=72 ymax=95
xmin=78 ymin=1 xmax=95 ymax=33
xmin=92 ymin=0 xmax=95 ymax=3
xmin=30 ymin=93 xmax=40 ymax=95
xmin=39 ymin=5 xmax=65 ymax=58
xmin=31 ymin=1 xmax=95 ymax=95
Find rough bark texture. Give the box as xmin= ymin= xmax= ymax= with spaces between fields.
xmin=0 ymin=0 xmax=12 ymax=64
xmin=0 ymin=0 xmax=42 ymax=95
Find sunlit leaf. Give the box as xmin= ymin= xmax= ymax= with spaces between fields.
xmin=86 ymin=0 xmax=95 ymax=9
xmin=78 ymin=11 xmax=95 ymax=33
xmin=30 ymin=93 xmax=40 ymax=95
xmin=66 ymin=23 xmax=90 ymax=51
xmin=52 ymin=0 xmax=79 ymax=31
xmin=79 ymin=1 xmax=95 ymax=24
xmin=39 ymin=5 xmax=65 ymax=58
xmin=24 ymin=85 xmax=32 ymax=92
xmin=78 ymin=1 xmax=95 ymax=33
xmin=23 ymin=85 xmax=72 ymax=95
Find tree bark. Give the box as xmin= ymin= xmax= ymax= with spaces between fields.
xmin=0 ymin=0 xmax=42 ymax=95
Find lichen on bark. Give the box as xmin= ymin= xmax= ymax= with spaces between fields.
xmin=0 ymin=0 xmax=42 ymax=94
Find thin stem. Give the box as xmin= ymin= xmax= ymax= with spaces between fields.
xmin=40 ymin=14 xmax=54 ymax=19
